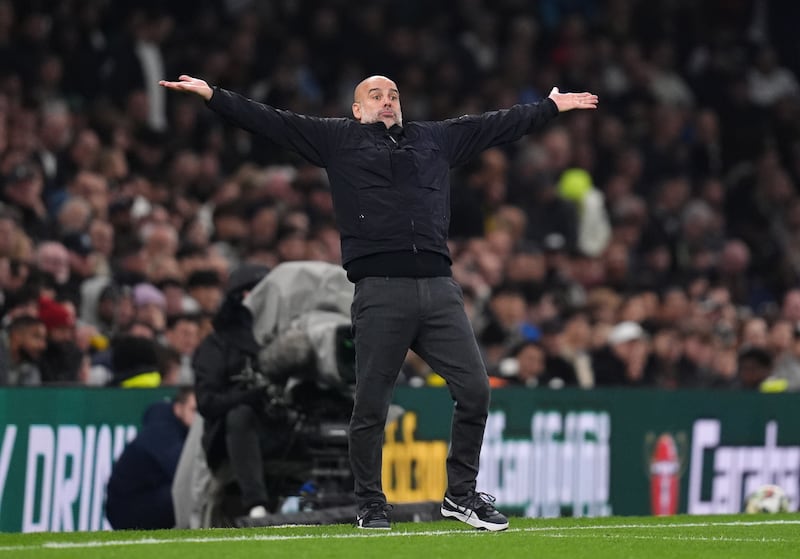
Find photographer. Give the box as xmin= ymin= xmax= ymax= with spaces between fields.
xmin=193 ymin=263 xmax=290 ymax=520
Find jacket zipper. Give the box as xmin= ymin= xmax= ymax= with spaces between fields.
xmin=387 ymin=132 xmax=416 ymax=254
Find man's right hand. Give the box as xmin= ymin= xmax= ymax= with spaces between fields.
xmin=158 ymin=75 xmax=213 ymax=101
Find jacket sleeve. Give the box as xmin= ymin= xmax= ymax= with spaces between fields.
xmin=192 ymin=335 xmax=262 ymax=421
xmin=206 ymin=87 xmax=343 ymax=167
xmin=438 ymin=98 xmax=559 ymax=167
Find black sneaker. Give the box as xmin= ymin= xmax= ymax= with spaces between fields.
xmin=441 ymin=491 xmax=509 ymax=531
xmin=356 ymin=502 xmax=393 ymax=529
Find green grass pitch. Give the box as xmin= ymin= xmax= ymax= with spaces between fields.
xmin=0 ymin=514 xmax=798 ymax=559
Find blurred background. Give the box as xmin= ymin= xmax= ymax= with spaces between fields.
xmin=0 ymin=0 xmax=799 ymax=391
xmin=1 ymin=0 xmax=800 ymax=533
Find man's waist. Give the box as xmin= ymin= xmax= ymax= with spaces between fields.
xmin=345 ymin=251 xmax=452 ymax=282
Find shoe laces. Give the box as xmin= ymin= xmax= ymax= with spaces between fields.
xmin=467 ymin=492 xmax=498 ymax=513
xmin=362 ymin=502 xmax=393 ymax=518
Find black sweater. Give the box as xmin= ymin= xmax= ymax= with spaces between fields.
xmin=207 ymin=88 xmax=559 ymax=280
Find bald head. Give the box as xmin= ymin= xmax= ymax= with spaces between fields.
xmin=353 ymin=76 xmax=397 ymax=103
xmin=352 ymin=75 xmax=403 ymax=128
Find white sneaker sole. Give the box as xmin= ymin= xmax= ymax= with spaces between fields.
xmin=440 ymin=500 xmax=509 ymax=531
xmin=356 ymin=523 xmax=391 ymax=530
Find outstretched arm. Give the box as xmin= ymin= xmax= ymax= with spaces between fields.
xmin=548 ymin=87 xmax=598 ymax=112
xmin=159 ymin=74 xmax=341 ymax=166
xmin=441 ymin=87 xmax=598 ymax=166
xmin=159 ymin=75 xmax=213 ymax=101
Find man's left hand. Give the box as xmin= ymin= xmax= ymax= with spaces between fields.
xmin=548 ymin=87 xmax=599 ymax=112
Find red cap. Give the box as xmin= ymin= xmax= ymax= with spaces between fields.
xmin=38 ymin=296 xmax=75 ymax=331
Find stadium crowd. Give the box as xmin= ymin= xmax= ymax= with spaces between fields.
xmin=0 ymin=0 xmax=799 ymax=391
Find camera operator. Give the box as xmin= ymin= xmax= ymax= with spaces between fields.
xmin=193 ymin=263 xmax=290 ymax=520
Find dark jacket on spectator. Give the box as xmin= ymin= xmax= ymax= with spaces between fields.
xmin=591 ymin=346 xmax=655 ymax=387
xmin=105 ymin=401 xmax=188 ymax=530
xmin=192 ymin=265 xmax=269 ymax=470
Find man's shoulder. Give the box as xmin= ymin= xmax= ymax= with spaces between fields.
xmin=320 ymin=116 xmax=356 ymax=127
xmin=406 ymin=120 xmax=440 ymax=131
xmin=403 ymin=121 xmax=443 ymax=142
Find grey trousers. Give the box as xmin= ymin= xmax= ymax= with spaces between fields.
xmin=348 ymin=276 xmax=490 ymax=507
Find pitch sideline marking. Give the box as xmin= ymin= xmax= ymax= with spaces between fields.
xmin=535 ymin=533 xmax=788 ymax=543
xmin=0 ymin=519 xmax=798 ymax=552
xmin=522 ymin=519 xmax=800 ymax=532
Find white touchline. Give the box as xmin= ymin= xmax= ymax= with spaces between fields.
xmin=521 ymin=520 xmax=800 ymax=532
xmin=0 ymin=519 xmax=797 ymax=552
xmin=534 ymin=533 xmax=789 ymax=543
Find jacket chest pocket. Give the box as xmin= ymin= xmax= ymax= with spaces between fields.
xmin=338 ymin=139 xmax=393 ymax=187
xmin=403 ymin=143 xmax=445 ymax=190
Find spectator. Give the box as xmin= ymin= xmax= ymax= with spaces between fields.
xmin=185 ymin=269 xmax=224 ymax=315
xmin=648 ymin=324 xmax=684 ymax=389
xmin=739 ymin=316 xmax=769 ymax=349
xmin=163 ymin=313 xmax=201 ymax=385
xmin=747 ymin=46 xmax=800 ymax=107
xmin=559 ymin=307 xmax=595 ymax=388
xmin=1 ymin=285 xmax=40 ymax=326
xmin=157 ymin=277 xmax=198 ymax=318
xmin=2 ymin=162 xmax=48 ymax=240
xmin=521 ymin=170 xmax=578 ymax=251
xmin=132 ymin=282 xmax=167 ymax=334
xmin=780 ymin=288 xmax=800 ymax=322
xmin=478 ymin=285 xmax=534 ymax=368
xmin=494 ymin=340 xmax=548 ymax=387
xmin=763 ymin=323 xmax=800 ymax=392
xmin=592 ymin=321 xmax=653 ymax=386
xmin=108 ymin=335 xmax=161 ymax=388
xmin=80 ymin=282 xmax=119 ymax=336
xmin=67 ymin=171 xmax=109 ymax=221
xmin=104 ymin=8 xmax=172 ymax=132
xmin=35 ymin=241 xmax=70 ymax=289
xmin=37 ymin=295 xmax=83 ymax=384
xmin=105 ymin=387 xmax=197 ymax=530
xmin=55 ymin=197 xmax=92 ymax=236
xmin=768 ymin=319 xmax=794 ymax=357
xmin=61 ymin=232 xmax=95 ymax=304
xmin=676 ymin=328 xmax=717 ymax=388
xmin=141 ymin=221 xmax=179 ymax=261
xmin=157 ymin=345 xmax=183 ymax=386
xmin=537 ymin=318 xmax=579 ymax=387
xmin=736 ymin=346 xmax=774 ymax=390
xmin=556 ymin=168 xmax=611 ymax=257
xmin=0 ymin=315 xmax=46 ymax=385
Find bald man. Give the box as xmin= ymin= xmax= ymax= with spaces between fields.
xmin=161 ymin=73 xmax=597 ymax=530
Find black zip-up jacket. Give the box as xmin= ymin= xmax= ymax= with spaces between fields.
xmin=207 ymin=88 xmax=559 ymax=280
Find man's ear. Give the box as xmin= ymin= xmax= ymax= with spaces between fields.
xmin=352 ymin=102 xmax=361 ymax=121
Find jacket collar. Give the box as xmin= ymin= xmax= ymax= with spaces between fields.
xmin=365 ymin=121 xmax=405 ymax=136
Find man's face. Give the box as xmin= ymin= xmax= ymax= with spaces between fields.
xmin=516 ymin=344 xmax=546 ymax=380
xmin=165 ymin=319 xmax=200 ymax=355
xmin=173 ymin=393 xmax=197 ymax=428
xmin=189 ymin=286 xmax=223 ymax=313
xmin=16 ymin=324 xmax=47 ymax=361
xmin=38 ymin=244 xmax=70 ymax=284
xmin=738 ymin=358 xmax=770 ymax=389
xmin=352 ymin=76 xmax=403 ymax=128
xmin=48 ymin=325 xmax=74 ymax=344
